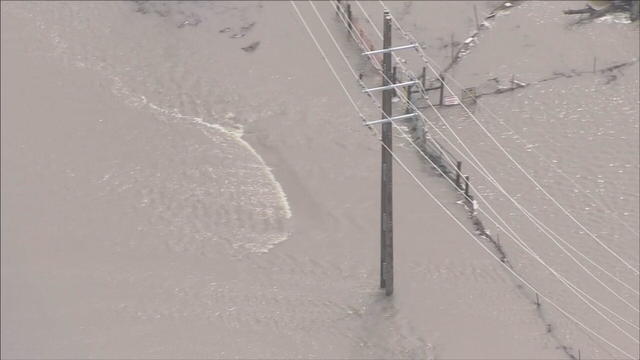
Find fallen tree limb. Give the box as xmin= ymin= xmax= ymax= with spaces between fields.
xmin=563 ymin=1 xmax=638 ymax=21
xmin=563 ymin=7 xmax=596 ymax=15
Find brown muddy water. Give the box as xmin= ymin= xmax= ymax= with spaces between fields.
xmin=1 ymin=1 xmax=638 ymax=359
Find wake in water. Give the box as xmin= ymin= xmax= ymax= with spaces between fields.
xmin=6 ymin=1 xmax=292 ymax=256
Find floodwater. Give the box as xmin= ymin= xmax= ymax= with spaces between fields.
xmin=1 ymin=1 xmax=638 ymax=359
xmin=413 ymin=2 xmax=640 ymax=359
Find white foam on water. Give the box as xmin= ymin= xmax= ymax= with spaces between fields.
xmin=109 ymin=77 xmax=293 ymax=254
xmin=15 ymin=3 xmax=293 ymax=255
xmin=155 ymin=104 xmax=293 ymax=220
xmin=132 ymin=95 xmax=292 ymax=222
xmin=595 ymin=13 xmax=634 ymax=24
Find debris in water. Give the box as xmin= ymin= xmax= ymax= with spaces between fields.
xmin=604 ymin=74 xmax=618 ymax=84
xmin=229 ymin=21 xmax=258 ymax=39
xmin=564 ymin=0 xmax=639 ymax=22
xmin=177 ymin=14 xmax=201 ymax=28
xmin=242 ymin=41 xmax=260 ymax=53
xmin=240 ymin=22 xmax=256 ymax=32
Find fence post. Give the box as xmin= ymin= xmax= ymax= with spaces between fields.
xmin=346 ymin=4 xmax=352 ymax=30
xmin=464 ymin=175 xmax=470 ymax=198
xmin=455 ymin=161 xmax=462 ymax=189
xmin=421 ymin=66 xmax=426 ymax=88
xmin=414 ymin=111 xmax=424 ymax=148
xmin=439 ymin=74 xmax=446 ymax=106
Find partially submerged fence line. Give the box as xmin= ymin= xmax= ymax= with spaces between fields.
xmin=335 ymin=0 xmax=508 ymax=266
xmin=329 ymin=3 xmax=630 ymax=358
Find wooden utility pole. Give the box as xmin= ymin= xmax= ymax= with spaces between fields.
xmin=464 ymin=175 xmax=471 ymax=198
xmin=439 ymin=74 xmax=445 ymax=106
xmin=380 ymin=9 xmax=394 ymax=296
xmin=359 ymin=10 xmax=418 ymax=296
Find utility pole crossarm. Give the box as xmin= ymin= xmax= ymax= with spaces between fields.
xmin=363 ymin=80 xmax=420 ymax=93
xmin=362 ymin=43 xmax=419 ymax=56
xmin=364 ymin=113 xmax=417 ymax=126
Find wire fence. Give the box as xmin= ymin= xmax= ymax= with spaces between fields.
xmin=334 ymin=0 xmax=509 ymax=264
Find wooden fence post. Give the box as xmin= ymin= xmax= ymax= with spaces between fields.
xmin=455 ymin=161 xmax=462 ymax=189
xmin=439 ymin=74 xmax=446 ymax=106
xmin=464 ymin=175 xmax=470 ymax=198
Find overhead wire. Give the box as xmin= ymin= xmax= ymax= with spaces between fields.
xmin=373 ymin=1 xmax=639 ymax=240
xmin=377 ymin=0 xmax=640 ymax=275
xmin=318 ymin=0 xmax=639 ymax=338
xmin=289 ymin=2 xmax=637 ymax=357
xmin=293 ymin=2 xmax=640 ymax=355
xmin=332 ymin=0 xmax=640 ymax=314
xmin=351 ymin=0 xmax=640 ymax=298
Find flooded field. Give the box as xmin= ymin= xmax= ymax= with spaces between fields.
xmin=2 ymin=1 xmax=638 ymax=359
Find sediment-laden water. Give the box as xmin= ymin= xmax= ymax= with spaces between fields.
xmin=2 ymin=1 xmax=638 ymax=359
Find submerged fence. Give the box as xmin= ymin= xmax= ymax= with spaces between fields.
xmin=335 ymin=0 xmax=508 ymax=264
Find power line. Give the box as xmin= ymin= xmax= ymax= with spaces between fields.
xmin=319 ymin=1 xmax=639 ymax=341
xmin=291 ymin=2 xmax=637 ymax=356
xmin=378 ymin=0 xmax=640 ymax=275
xmin=357 ymin=0 xmax=640 ymax=288
xmin=376 ymin=1 xmax=638 ymax=240
xmin=331 ymin=0 xmax=640 ymax=315
xmin=349 ymin=0 xmax=640 ymax=299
